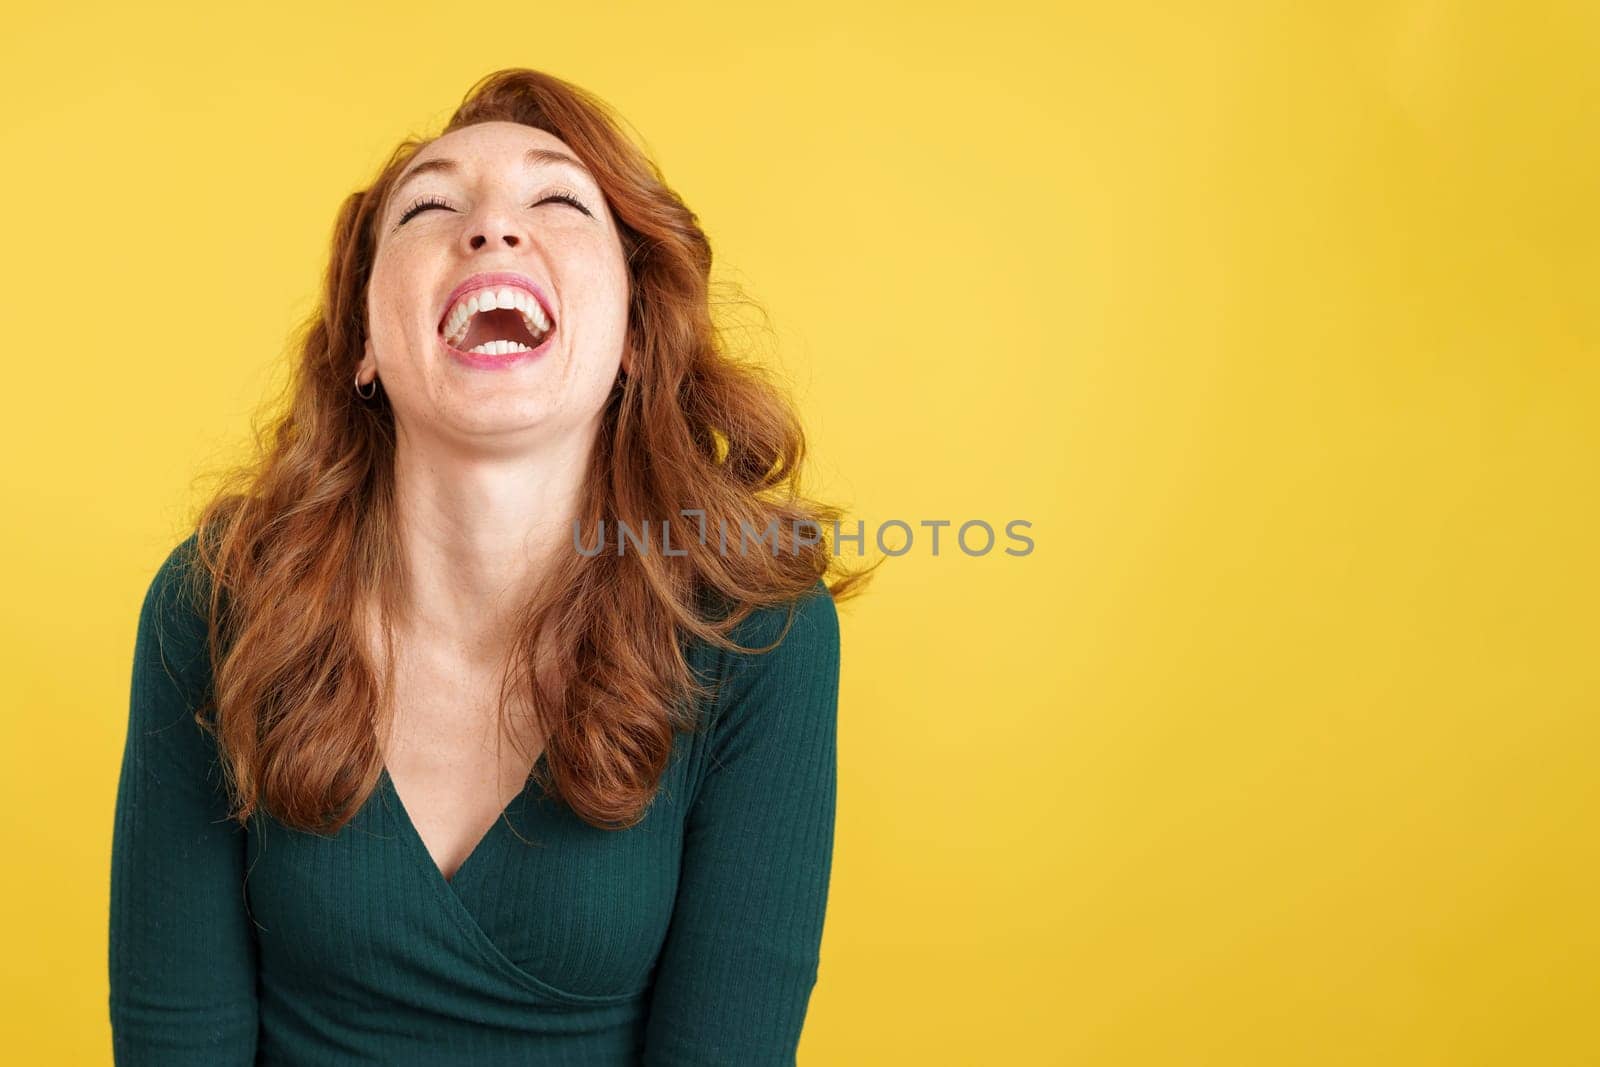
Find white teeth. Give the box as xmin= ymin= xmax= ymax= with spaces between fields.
xmin=464 ymin=339 xmax=535 ymax=355
xmin=441 ymin=285 xmax=552 ymax=348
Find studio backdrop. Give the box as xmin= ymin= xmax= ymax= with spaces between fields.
xmin=0 ymin=2 xmax=1596 ymax=1064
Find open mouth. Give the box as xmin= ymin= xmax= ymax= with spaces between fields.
xmin=438 ymin=288 xmax=555 ymax=356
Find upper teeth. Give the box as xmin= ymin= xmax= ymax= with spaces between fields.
xmin=442 ymin=286 xmax=552 ymax=348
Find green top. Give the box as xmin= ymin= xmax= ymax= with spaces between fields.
xmin=109 ymin=534 xmax=841 ymax=1066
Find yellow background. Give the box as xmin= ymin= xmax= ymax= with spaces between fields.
xmin=2 ymin=1 xmax=1596 ymax=1063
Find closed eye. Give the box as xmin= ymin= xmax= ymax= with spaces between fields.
xmin=540 ymin=190 xmax=594 ymax=216
xmin=396 ymin=189 xmax=594 ymax=226
xmin=396 ymin=195 xmax=451 ymax=225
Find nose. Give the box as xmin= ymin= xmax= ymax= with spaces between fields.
xmin=461 ymin=194 xmax=529 ymax=252
xmin=469 ymin=232 xmax=519 ymax=249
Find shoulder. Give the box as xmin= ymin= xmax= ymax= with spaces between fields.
xmin=133 ymin=532 xmax=214 ymax=702
xmin=724 ymin=578 xmax=839 ymax=662
xmin=124 ymin=534 xmax=234 ymax=812
xmin=704 ymin=579 xmax=840 ymax=734
xmin=141 ymin=532 xmax=208 ymax=631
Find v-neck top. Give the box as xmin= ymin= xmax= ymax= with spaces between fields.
xmin=109 ymin=535 xmax=841 ymax=1066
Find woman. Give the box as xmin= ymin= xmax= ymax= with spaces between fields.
xmin=109 ymin=68 xmax=874 ymax=1065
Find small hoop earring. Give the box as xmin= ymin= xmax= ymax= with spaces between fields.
xmin=355 ymin=373 xmax=378 ymax=400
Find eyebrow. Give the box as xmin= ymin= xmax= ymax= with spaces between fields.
xmin=389 ymin=147 xmax=594 ymax=208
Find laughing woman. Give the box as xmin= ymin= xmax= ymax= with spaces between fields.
xmin=109 ymin=68 xmax=873 ymax=1066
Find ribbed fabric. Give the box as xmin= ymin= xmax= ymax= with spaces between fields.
xmin=109 ymin=535 xmax=841 ymax=1066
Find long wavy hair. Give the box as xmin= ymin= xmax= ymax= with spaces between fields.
xmin=181 ymin=67 xmax=875 ymax=834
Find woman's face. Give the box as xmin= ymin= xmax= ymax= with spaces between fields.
xmin=360 ymin=121 xmax=630 ymax=449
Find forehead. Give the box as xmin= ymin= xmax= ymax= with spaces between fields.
xmin=418 ymin=120 xmax=572 ymax=163
xmin=392 ymin=122 xmax=595 ymax=197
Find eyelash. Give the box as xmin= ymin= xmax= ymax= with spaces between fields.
xmin=395 ymin=189 xmax=592 ymax=225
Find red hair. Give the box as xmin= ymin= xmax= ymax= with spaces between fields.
xmin=181 ymin=68 xmax=875 ymax=833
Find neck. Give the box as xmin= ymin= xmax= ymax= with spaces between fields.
xmin=385 ymin=427 xmax=595 ymax=665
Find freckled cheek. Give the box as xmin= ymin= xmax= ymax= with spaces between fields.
xmin=559 ymin=259 xmax=624 ymax=325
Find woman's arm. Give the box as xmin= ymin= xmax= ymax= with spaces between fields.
xmin=109 ymin=536 xmax=259 ymax=1065
xmin=642 ymin=580 xmax=841 ymax=1066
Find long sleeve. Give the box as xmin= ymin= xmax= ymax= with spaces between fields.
xmin=642 ymin=579 xmax=841 ymax=1066
xmin=109 ymin=535 xmax=259 ymax=1065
